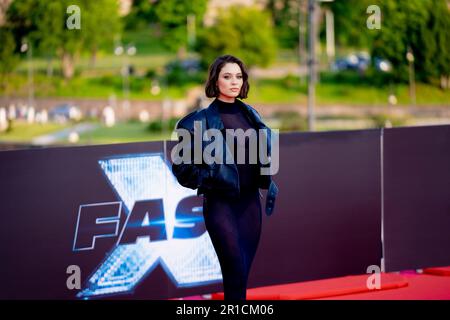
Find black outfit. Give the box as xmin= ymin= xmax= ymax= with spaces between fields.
xmin=171 ymin=97 xmax=278 ymax=216
xmin=171 ymin=97 xmax=279 ymax=300
xmin=216 ymin=99 xmax=261 ymax=192
xmin=203 ymin=98 xmax=262 ymax=300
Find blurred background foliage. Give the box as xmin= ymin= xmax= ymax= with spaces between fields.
xmin=0 ymin=0 xmax=449 ymax=145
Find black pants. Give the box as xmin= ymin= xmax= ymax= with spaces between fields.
xmin=203 ymin=188 xmax=262 ymax=300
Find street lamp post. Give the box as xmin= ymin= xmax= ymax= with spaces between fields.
xmin=325 ymin=8 xmax=335 ymax=64
xmin=406 ymin=47 xmax=416 ymax=107
xmin=307 ymin=0 xmax=334 ymax=132
xmin=299 ymin=0 xmax=306 ymax=86
xmin=307 ymin=0 xmax=317 ymax=132
xmin=115 ymin=44 xmax=136 ymax=120
xmin=187 ymin=14 xmax=196 ymax=52
xmin=21 ymin=40 xmax=34 ymax=113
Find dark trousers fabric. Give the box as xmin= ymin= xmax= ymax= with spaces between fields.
xmin=203 ymin=188 xmax=262 ymax=300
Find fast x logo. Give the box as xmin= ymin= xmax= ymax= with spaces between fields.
xmin=72 ymin=153 xmax=222 ymax=299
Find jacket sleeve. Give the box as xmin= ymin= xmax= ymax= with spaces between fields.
xmin=171 ymin=125 xmax=211 ymax=190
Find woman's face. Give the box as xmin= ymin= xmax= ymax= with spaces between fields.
xmin=216 ymin=63 xmax=243 ymax=101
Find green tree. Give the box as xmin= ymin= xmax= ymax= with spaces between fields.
xmin=423 ymin=0 xmax=450 ymax=88
xmin=265 ymin=0 xmax=300 ymax=49
xmin=7 ymin=0 xmax=80 ymax=79
xmin=34 ymin=1 xmax=63 ymax=77
xmin=196 ymin=6 xmax=277 ymax=69
xmin=124 ymin=0 xmax=158 ymax=30
xmin=371 ymin=0 xmax=450 ymax=85
xmin=83 ymin=0 xmax=121 ymax=66
xmin=0 ymin=27 xmax=19 ymax=87
xmin=154 ymin=0 xmax=208 ymax=57
xmin=4 ymin=0 xmax=39 ymax=48
xmin=6 ymin=0 xmax=121 ymax=80
xmin=329 ymin=0 xmax=373 ymax=49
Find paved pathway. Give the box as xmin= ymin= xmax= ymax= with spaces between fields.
xmin=31 ymin=122 xmax=99 ymax=145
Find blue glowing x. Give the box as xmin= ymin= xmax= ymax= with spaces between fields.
xmin=76 ymin=153 xmax=222 ymax=299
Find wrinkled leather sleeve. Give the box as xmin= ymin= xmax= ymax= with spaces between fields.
xmin=171 ymin=126 xmax=211 ymax=191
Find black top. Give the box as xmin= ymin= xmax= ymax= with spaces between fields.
xmin=215 ymin=98 xmax=260 ymax=191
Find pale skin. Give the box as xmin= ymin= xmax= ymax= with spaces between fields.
xmin=216 ymin=63 xmax=244 ymax=103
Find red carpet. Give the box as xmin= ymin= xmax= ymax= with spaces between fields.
xmin=423 ymin=266 xmax=450 ymax=277
xmin=210 ymin=273 xmax=408 ymax=300
xmin=173 ymin=266 xmax=450 ymax=300
xmin=174 ymin=269 xmax=450 ymax=300
xmin=319 ymin=273 xmax=450 ymax=300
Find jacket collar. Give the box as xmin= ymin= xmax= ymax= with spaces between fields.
xmin=204 ymin=98 xmax=266 ymax=131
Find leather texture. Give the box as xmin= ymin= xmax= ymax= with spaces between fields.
xmin=171 ymin=98 xmax=279 ymax=216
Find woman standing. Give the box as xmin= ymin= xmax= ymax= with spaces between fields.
xmin=172 ymin=55 xmax=278 ymax=300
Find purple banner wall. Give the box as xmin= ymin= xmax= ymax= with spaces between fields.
xmin=1 ymin=125 xmax=448 ymax=299
xmin=166 ymin=128 xmax=383 ymax=293
xmin=249 ymin=129 xmax=382 ymax=287
xmin=383 ymin=125 xmax=450 ymax=271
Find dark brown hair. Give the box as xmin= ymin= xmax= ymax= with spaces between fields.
xmin=205 ymin=55 xmax=249 ymax=99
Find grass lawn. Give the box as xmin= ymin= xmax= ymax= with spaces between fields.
xmin=77 ymin=121 xmax=173 ymax=144
xmin=1 ymin=114 xmax=446 ymax=146
xmin=247 ymin=75 xmax=450 ymax=106
xmin=0 ymin=120 xmax=176 ymax=145
xmin=3 ymin=71 xmax=449 ymax=107
xmin=15 ymin=53 xmax=176 ymax=76
xmin=2 ymin=73 xmax=198 ymax=100
xmin=0 ymin=122 xmax=68 ymax=142
xmin=121 ymin=28 xmax=170 ymax=55
xmin=4 ymin=41 xmax=450 ymax=107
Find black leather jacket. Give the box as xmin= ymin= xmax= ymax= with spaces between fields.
xmin=171 ymin=98 xmax=279 ymax=216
